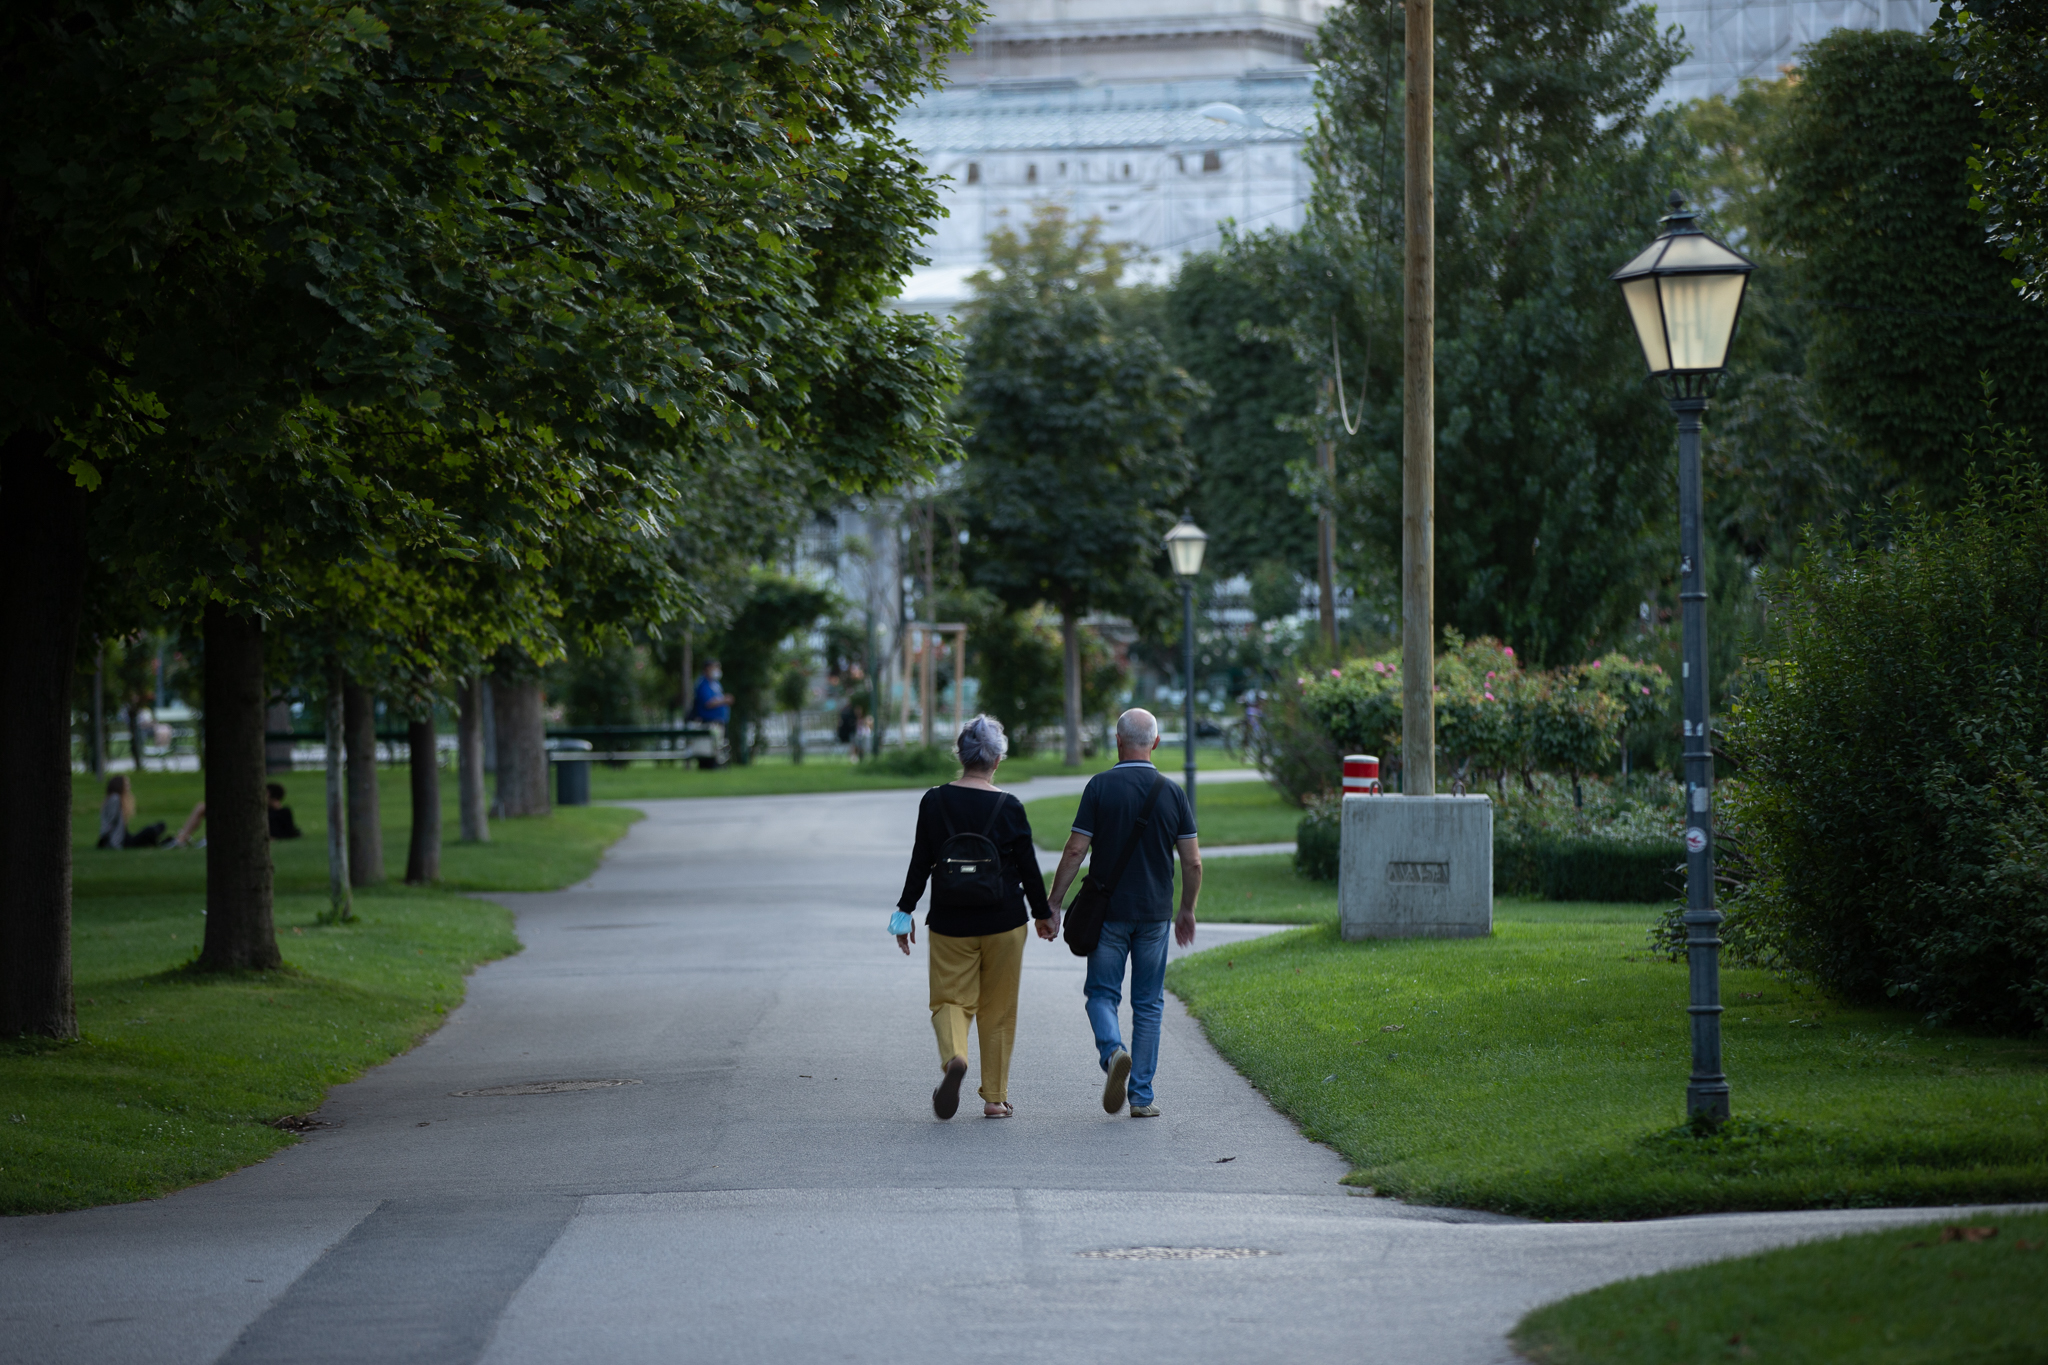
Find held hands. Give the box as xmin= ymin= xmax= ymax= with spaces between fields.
xmin=1036 ymin=908 xmax=1062 ymax=941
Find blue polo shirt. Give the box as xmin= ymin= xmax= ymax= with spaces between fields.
xmin=692 ymin=676 xmax=729 ymax=724
xmin=1071 ymin=761 xmax=1198 ymax=922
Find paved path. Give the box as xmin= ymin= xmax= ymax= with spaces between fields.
xmin=2 ymin=782 xmax=2030 ymax=1365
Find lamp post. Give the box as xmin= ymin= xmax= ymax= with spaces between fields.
xmin=1611 ymin=191 xmax=1755 ymax=1125
xmin=1164 ymin=512 xmax=1209 ymax=818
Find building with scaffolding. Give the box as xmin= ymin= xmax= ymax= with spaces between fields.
xmin=891 ymin=0 xmax=1938 ymax=312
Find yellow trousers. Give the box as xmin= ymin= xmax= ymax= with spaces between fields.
xmin=927 ymin=924 xmax=1028 ymax=1103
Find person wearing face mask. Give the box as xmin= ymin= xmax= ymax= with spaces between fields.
xmin=691 ymin=659 xmax=735 ymax=765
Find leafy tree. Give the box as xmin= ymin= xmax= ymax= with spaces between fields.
xmin=958 ymin=207 xmax=1204 ymax=765
xmin=1162 ymin=243 xmax=1320 ymax=582
xmin=1309 ymin=0 xmax=1693 ymax=663
xmin=701 ymin=572 xmax=835 ymax=766
xmin=1936 ymin=0 xmax=2048 ymax=301
xmin=0 ymin=0 xmax=968 ymax=1035
xmin=1758 ymin=29 xmax=2048 ymax=491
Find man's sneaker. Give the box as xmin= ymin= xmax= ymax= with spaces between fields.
xmin=1101 ymin=1050 xmax=1132 ymax=1114
xmin=1129 ymin=1103 xmax=1161 ymax=1117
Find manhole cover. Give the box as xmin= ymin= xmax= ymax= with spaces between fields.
xmin=1077 ymin=1247 xmax=1274 ymax=1261
xmin=452 ymin=1079 xmax=642 ymax=1097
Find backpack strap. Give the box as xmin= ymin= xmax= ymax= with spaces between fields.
xmin=1096 ymin=772 xmax=1167 ymax=895
xmin=933 ymin=786 xmax=958 ymax=840
xmin=978 ymin=790 xmax=1006 ymax=839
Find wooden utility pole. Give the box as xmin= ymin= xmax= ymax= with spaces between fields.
xmin=1401 ymin=0 xmax=1435 ymax=796
xmin=1316 ymin=376 xmax=1339 ymax=656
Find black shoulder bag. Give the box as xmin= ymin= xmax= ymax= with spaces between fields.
xmin=1062 ymin=773 xmax=1166 ymax=957
xmin=929 ymin=788 xmax=1009 ymax=910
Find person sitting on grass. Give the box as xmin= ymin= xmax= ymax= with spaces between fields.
xmin=97 ymin=774 xmax=168 ymax=849
xmin=267 ymin=783 xmax=303 ymax=840
xmin=168 ymin=801 xmax=207 ymax=848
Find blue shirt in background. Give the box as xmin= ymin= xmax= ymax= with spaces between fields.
xmin=692 ymin=676 xmax=730 ymax=724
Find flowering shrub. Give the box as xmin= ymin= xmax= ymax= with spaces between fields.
xmin=1280 ymin=633 xmax=1672 ymax=799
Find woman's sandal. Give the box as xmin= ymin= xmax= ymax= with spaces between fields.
xmin=932 ymin=1056 xmax=968 ymax=1120
xmin=983 ymin=1102 xmax=1013 ymax=1118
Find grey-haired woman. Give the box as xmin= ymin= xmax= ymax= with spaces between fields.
xmin=894 ymin=715 xmax=1054 ymax=1119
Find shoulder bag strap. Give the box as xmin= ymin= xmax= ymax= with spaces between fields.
xmin=1096 ymin=772 xmax=1167 ymax=895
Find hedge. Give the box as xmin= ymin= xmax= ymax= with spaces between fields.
xmin=1297 ymin=803 xmax=1680 ymax=904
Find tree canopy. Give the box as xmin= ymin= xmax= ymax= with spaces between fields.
xmin=1306 ymin=0 xmax=1690 ymax=663
xmin=1937 ymin=0 xmax=2048 ymax=302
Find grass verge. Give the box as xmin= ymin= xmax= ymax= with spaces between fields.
xmin=1512 ymin=1210 xmax=2048 ymax=1364
xmin=1021 ymin=777 xmax=1297 ymax=850
xmin=3 ymin=768 xmax=637 ymax=1215
xmin=1166 ymin=903 xmax=2048 ymax=1220
xmin=588 ymin=746 xmax=1253 ymax=801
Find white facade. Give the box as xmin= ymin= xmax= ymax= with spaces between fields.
xmin=891 ymin=0 xmax=1937 ymax=313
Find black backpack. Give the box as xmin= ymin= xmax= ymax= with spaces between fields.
xmin=930 ymin=788 xmax=1008 ymax=910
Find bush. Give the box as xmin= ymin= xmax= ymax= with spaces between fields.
xmin=865 ymin=744 xmax=958 ymax=778
xmin=1295 ymin=794 xmax=1341 ymax=880
xmin=1727 ymin=467 xmax=2048 ymax=1034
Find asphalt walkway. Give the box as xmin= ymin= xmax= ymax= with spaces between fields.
xmin=1 ymin=776 xmax=2027 ymax=1364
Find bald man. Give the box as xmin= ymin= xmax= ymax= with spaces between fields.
xmin=1045 ymin=708 xmax=1202 ymax=1117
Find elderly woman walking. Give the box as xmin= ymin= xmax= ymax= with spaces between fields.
xmin=894 ymin=715 xmax=1054 ymax=1119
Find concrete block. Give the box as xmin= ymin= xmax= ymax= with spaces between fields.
xmin=1339 ymin=795 xmax=1493 ymax=940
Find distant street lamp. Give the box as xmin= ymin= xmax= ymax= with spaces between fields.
xmin=1164 ymin=512 xmax=1209 ymax=818
xmin=1611 ymin=191 xmax=1755 ymax=1125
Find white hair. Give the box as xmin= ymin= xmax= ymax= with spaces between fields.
xmin=1116 ymin=708 xmax=1160 ymax=750
xmin=956 ymin=714 xmax=1009 ymax=770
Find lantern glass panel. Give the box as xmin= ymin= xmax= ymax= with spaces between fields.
xmin=1617 ymin=239 xmax=1667 ymax=277
xmin=1659 ymin=271 xmax=1747 ymax=371
xmin=1621 ymin=277 xmax=1671 ymax=373
xmin=1659 ymin=233 xmax=1750 ymax=271
xmin=1165 ymin=528 xmax=1207 ymax=577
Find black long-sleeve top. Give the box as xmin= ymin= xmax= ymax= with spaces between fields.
xmin=897 ymin=784 xmax=1053 ymax=938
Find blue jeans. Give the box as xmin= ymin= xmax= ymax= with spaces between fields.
xmin=1085 ymin=920 xmax=1170 ymax=1106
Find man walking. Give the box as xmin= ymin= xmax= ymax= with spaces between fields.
xmin=1044 ymin=708 xmax=1202 ymax=1116
xmin=690 ymin=659 xmax=735 ymax=764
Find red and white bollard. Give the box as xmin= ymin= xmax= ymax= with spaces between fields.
xmin=1343 ymin=754 xmax=1382 ymax=796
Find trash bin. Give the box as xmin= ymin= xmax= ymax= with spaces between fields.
xmin=549 ymin=737 xmax=595 ymax=806
xmin=556 ymin=757 xmax=590 ymax=807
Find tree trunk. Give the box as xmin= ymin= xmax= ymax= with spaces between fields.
xmin=457 ymin=676 xmax=490 ymax=843
xmin=1060 ymin=608 xmax=1083 ymax=767
xmin=405 ymin=715 xmax=440 ymax=884
xmin=0 ymin=437 xmax=86 ymax=1037
xmin=344 ymin=681 xmax=383 ymax=885
xmin=198 ymin=602 xmax=280 ymax=971
xmin=323 ymin=662 xmax=350 ymax=921
xmin=491 ymin=676 xmax=550 ymax=817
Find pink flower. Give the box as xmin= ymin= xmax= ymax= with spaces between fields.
xmin=1484 ymin=691 xmax=1496 ymax=702
xmin=1641 ymin=685 xmax=1651 ymax=695
xmin=1486 ymin=671 xmax=1496 ymax=680
xmin=1503 ymin=647 xmax=1514 ymax=657
xmin=1330 ymin=668 xmax=1342 ymax=678
xmin=1590 ymin=660 xmax=1602 ymax=669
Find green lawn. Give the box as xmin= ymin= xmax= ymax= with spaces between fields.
xmin=1021 ymin=776 xmax=1298 ymax=849
xmin=3 ymin=767 xmax=636 ymax=1215
xmin=1514 ymin=1210 xmax=2048 ymax=1364
xmin=1166 ymin=903 xmax=2048 ymax=1220
xmin=589 ymin=745 xmax=1251 ymax=801
xmin=1035 ymin=854 xmax=1335 ymax=925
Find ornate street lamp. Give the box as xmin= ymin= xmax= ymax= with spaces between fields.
xmin=1164 ymin=512 xmax=1209 ymax=817
xmin=1612 ymin=192 xmax=1755 ymax=1125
